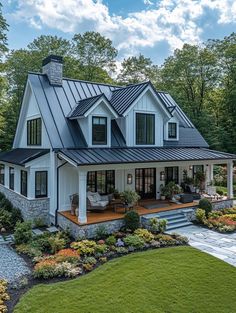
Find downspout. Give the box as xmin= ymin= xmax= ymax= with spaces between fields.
xmin=55 ymin=160 xmax=67 ymax=226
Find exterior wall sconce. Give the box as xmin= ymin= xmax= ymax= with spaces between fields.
xmin=160 ymin=171 xmax=165 ymax=181
xmin=127 ymin=173 xmax=133 ymax=184
xmin=189 ymin=165 xmax=193 ymax=170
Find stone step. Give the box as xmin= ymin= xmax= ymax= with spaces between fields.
xmin=167 ymin=221 xmax=193 ymax=231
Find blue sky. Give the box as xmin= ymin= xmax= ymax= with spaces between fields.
xmin=3 ymin=0 xmax=236 ymax=65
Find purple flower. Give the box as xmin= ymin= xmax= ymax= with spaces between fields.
xmin=116 ymin=238 xmax=124 ymax=247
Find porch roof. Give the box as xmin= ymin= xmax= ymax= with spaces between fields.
xmin=0 ymin=148 xmax=50 ymax=166
xmin=57 ymin=147 xmax=236 ymax=166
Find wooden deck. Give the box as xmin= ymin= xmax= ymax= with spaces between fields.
xmin=59 ymin=200 xmax=198 ymax=225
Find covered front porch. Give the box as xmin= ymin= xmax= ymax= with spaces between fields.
xmin=57 ymin=147 xmax=235 ymax=225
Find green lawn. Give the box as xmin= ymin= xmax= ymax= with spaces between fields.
xmin=14 ymin=246 xmax=236 ymax=313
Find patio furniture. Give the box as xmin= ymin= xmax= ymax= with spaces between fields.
xmin=69 ymin=193 xmax=79 ymax=215
xmin=179 ymin=194 xmax=194 ymax=203
xmin=87 ymin=191 xmax=113 ymax=212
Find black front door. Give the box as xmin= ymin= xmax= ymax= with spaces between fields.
xmin=135 ymin=168 xmax=156 ymax=199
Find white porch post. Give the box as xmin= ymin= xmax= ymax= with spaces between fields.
xmin=78 ymin=169 xmax=88 ymax=224
xmin=227 ymin=161 xmax=234 ymax=199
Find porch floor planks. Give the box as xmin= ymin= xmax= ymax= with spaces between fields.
xmin=59 ymin=201 xmax=198 ymax=225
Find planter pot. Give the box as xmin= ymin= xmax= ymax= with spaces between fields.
xmin=161 ymin=195 xmax=166 ymax=200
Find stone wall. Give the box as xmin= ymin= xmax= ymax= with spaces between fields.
xmin=0 ymin=185 xmax=50 ymax=224
xmin=58 ymin=213 xmax=124 ymax=239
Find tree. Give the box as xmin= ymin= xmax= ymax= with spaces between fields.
xmin=72 ymin=31 xmax=117 ymax=81
xmin=0 ymin=2 xmax=8 ymax=60
xmin=118 ymin=54 xmax=160 ymax=85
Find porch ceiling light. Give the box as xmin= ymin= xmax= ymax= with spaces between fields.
xmin=127 ymin=173 xmax=133 ymax=184
xmin=160 ymin=171 xmax=165 ymax=181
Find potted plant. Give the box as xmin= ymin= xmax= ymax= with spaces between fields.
xmin=161 ymin=182 xmax=182 ymax=200
xmin=120 ymin=190 xmax=140 ymax=208
xmin=160 ymin=184 xmax=166 ymax=200
xmin=194 ymin=171 xmax=206 ymax=191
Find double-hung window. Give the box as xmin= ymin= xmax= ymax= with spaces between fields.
xmin=136 ymin=113 xmax=155 ymax=145
xmin=168 ymin=122 xmax=177 ymax=139
xmin=92 ymin=117 xmax=107 ymax=145
xmin=0 ymin=164 xmax=4 ymax=185
xmin=21 ymin=170 xmax=27 ymax=197
xmin=35 ymin=171 xmax=47 ymax=198
xmin=9 ymin=167 xmax=14 ymax=190
xmin=27 ymin=118 xmax=42 ymax=145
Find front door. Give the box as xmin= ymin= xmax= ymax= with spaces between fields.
xmin=135 ymin=168 xmax=156 ymax=199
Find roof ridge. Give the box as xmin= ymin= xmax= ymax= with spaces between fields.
xmin=28 ymin=72 xmax=122 ymax=88
xmin=78 ymin=93 xmax=104 ymax=103
xmin=112 ymin=80 xmax=150 ymax=92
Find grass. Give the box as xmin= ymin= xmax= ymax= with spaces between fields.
xmin=14 ymin=246 xmax=236 ymax=313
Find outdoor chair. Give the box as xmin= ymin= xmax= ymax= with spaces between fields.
xmin=87 ymin=191 xmax=113 ymax=212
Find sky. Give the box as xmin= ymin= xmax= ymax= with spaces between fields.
xmin=2 ymin=0 xmax=236 ymax=65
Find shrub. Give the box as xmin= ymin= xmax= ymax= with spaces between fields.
xmin=0 ymin=280 xmax=10 ymax=313
xmin=71 ymin=240 xmax=97 ymax=255
xmin=95 ymin=244 xmax=108 ymax=254
xmin=208 ymin=211 xmax=222 ymax=219
xmin=0 ymin=209 xmax=12 ymax=230
xmin=95 ymin=225 xmax=108 ymax=240
xmin=55 ymin=262 xmax=81 ymax=278
xmin=115 ymin=247 xmax=129 ymax=254
xmin=134 ymin=228 xmax=154 ymax=242
xmin=124 ymin=210 xmax=140 ymax=231
xmin=156 ymin=234 xmax=176 ymax=246
xmin=195 ymin=208 xmax=206 ymax=223
xmin=198 ymin=198 xmax=212 ymax=216
xmin=148 ymin=217 xmax=167 ymax=233
xmin=83 ymin=256 xmax=97 ymax=265
xmin=33 ymin=217 xmax=46 ymax=228
xmin=48 ymin=233 xmax=66 ymax=254
xmin=216 ymin=188 xmax=224 ymax=196
xmin=14 ymin=221 xmax=33 ymax=245
xmin=83 ymin=263 xmax=94 ymax=272
xmin=222 ymin=208 xmax=236 ymax=215
xmin=34 ymin=232 xmax=52 ymax=253
xmin=105 ymin=235 xmax=116 ymax=246
xmin=33 ymin=259 xmax=58 ymax=279
xmin=123 ymin=234 xmax=145 ymax=249
xmin=56 ymin=249 xmax=80 ymax=263
xmin=16 ymin=243 xmax=42 ymax=258
xmin=158 ymin=219 xmax=167 ymax=233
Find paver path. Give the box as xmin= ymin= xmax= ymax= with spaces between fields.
xmin=0 ymin=244 xmax=31 ymax=285
xmin=173 ymin=225 xmax=236 ymax=267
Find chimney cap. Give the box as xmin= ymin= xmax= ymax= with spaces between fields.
xmin=42 ymin=55 xmax=63 ymax=66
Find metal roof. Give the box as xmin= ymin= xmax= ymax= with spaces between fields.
xmin=0 ymin=149 xmax=50 ymax=166
xmin=109 ymin=82 xmax=150 ymax=115
xmin=58 ymin=147 xmax=236 ymax=166
xmin=68 ymin=94 xmax=105 ymax=118
xmin=26 ymin=73 xmax=209 ymax=149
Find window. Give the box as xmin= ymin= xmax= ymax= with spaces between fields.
xmin=21 ymin=170 xmax=27 ymax=197
xmin=165 ymin=167 xmax=179 ymax=184
xmin=9 ymin=167 xmax=14 ymax=190
xmin=168 ymin=122 xmax=177 ymax=139
xmin=92 ymin=117 xmax=107 ymax=145
xmin=27 ymin=118 xmax=42 ymax=145
xmin=87 ymin=170 xmax=115 ymax=194
xmin=136 ymin=113 xmax=155 ymax=145
xmin=35 ymin=171 xmax=47 ymax=198
xmin=0 ymin=164 xmax=4 ymax=185
xmin=193 ymin=165 xmax=204 ymax=179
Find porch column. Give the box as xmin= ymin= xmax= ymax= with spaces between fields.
xmin=78 ymin=169 xmax=87 ymax=224
xmin=227 ymin=161 xmax=234 ymax=199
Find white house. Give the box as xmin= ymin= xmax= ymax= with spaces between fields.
xmin=0 ymin=55 xmax=235 ymax=234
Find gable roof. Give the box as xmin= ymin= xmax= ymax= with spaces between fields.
xmin=16 ymin=72 xmax=208 ymax=149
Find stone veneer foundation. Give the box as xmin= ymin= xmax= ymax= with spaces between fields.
xmin=0 ymin=185 xmax=50 ymax=224
xmin=58 ymin=199 xmax=234 ymax=239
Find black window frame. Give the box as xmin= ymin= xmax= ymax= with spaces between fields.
xmin=87 ymin=170 xmax=115 ymax=195
xmin=92 ymin=116 xmax=107 ymax=145
xmin=0 ymin=164 xmax=4 ymax=185
xmin=136 ymin=113 xmax=155 ymax=145
xmin=165 ymin=167 xmax=179 ymax=184
xmin=193 ymin=165 xmax=204 ymax=179
xmin=168 ymin=122 xmax=177 ymax=139
xmin=9 ymin=167 xmax=14 ymax=190
xmin=35 ymin=171 xmax=48 ymax=198
xmin=27 ymin=118 xmax=42 ymax=146
xmin=21 ymin=170 xmax=28 ymax=197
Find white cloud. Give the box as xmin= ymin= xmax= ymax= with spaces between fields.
xmin=10 ymin=0 xmax=236 ymax=60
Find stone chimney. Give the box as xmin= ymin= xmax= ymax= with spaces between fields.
xmin=42 ymin=55 xmax=63 ymax=86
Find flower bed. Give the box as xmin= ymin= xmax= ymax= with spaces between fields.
xmin=0 ymin=280 xmax=9 ymax=313
xmin=196 ymin=207 xmax=236 ymax=232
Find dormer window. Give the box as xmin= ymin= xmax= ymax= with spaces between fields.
xmin=27 ymin=118 xmax=42 ymax=146
xmin=136 ymin=113 xmax=155 ymax=145
xmin=168 ymin=122 xmax=177 ymax=139
xmin=92 ymin=116 xmax=107 ymax=145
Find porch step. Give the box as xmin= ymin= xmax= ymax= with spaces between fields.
xmin=146 ymin=210 xmax=193 ymax=231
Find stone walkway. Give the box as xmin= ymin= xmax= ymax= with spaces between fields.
xmin=172 ymin=225 xmax=236 ymax=267
xmin=0 ymin=243 xmax=31 ymax=286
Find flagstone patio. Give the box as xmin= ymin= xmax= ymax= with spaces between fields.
xmin=172 ymin=225 xmax=236 ymax=267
